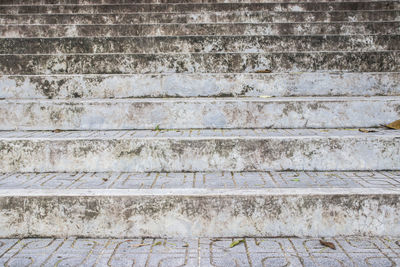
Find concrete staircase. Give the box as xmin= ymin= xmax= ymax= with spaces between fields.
xmin=0 ymin=0 xmax=399 ymax=239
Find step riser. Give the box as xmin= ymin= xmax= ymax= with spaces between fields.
xmin=2 ymin=35 xmax=398 ymax=54
xmin=1 ymin=98 xmax=399 ymax=130
xmin=1 ymin=2 xmax=397 ymax=14
xmin=1 ymin=189 xmax=399 ymax=238
xmin=2 ymin=0 xmax=397 ymax=5
xmin=2 ymin=22 xmax=398 ymax=37
xmin=2 ymin=73 xmax=399 ymax=99
xmin=0 ymin=135 xmax=398 ymax=172
xmin=1 ymin=11 xmax=398 ymax=24
xmin=1 ymin=52 xmax=398 ymax=75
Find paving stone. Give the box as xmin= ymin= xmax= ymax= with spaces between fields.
xmin=1 ymin=237 xmax=400 ymax=266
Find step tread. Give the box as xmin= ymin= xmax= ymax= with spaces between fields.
xmin=0 ymin=236 xmax=398 ymax=265
xmin=2 ymin=51 xmax=398 ymax=74
xmin=3 ymin=1 xmax=399 ymax=5
xmin=3 ymin=22 xmax=397 ymax=37
xmin=1 ymin=35 xmax=398 ymax=54
xmin=0 ymin=128 xmax=398 ymax=139
xmin=4 ymin=95 xmax=399 ymax=102
xmin=1 ymin=171 xmax=399 ymax=190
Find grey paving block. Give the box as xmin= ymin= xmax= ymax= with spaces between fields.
xmin=1 ymin=237 xmax=399 ymax=266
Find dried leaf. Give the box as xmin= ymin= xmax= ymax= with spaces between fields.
xmin=359 ymin=128 xmax=377 ymax=133
xmin=229 ymin=239 xmax=244 ymax=248
xmin=386 ymin=119 xmax=400 ymax=130
xmin=320 ymin=240 xmax=336 ymax=250
xmin=259 ymin=95 xmax=272 ymax=98
xmin=255 ymin=69 xmax=272 ymax=73
xmin=52 ymin=129 xmax=62 ymax=133
xmin=102 ymin=178 xmax=108 ymax=182
xmin=152 ymin=241 xmax=162 ymax=247
xmin=182 ymin=244 xmax=189 ymax=247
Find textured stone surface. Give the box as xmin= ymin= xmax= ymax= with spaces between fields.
xmin=0 ymin=171 xmax=399 ymax=238
xmin=1 ymin=10 xmax=398 ymax=24
xmin=2 ymin=73 xmax=399 ymax=99
xmin=0 ymin=0 xmax=399 ymax=241
xmin=2 ymin=35 xmax=399 ymax=54
xmin=2 ymin=22 xmax=399 ymax=37
xmin=0 ymin=129 xmax=399 ymax=172
xmin=1 ymin=52 xmax=398 ymax=75
xmin=1 ymin=97 xmax=399 ymax=130
xmin=0 ymin=187 xmax=399 ymax=237
xmin=2 ymin=0 xmax=399 ymax=4
xmin=0 ymin=2 xmax=398 ymax=14
xmin=1 ymin=236 xmax=400 ymax=266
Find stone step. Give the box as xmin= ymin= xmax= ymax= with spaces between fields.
xmin=0 ymin=129 xmax=399 ymax=172
xmin=1 ymin=10 xmax=398 ymax=24
xmin=1 ymin=2 xmax=397 ymax=14
xmin=1 ymin=0 xmax=397 ymax=4
xmin=1 ymin=51 xmax=398 ymax=75
xmin=2 ymin=72 xmax=399 ymax=99
xmin=1 ymin=35 xmax=398 ymax=55
xmin=0 ymin=171 xmax=399 ymax=237
xmin=2 ymin=72 xmax=400 ymax=99
xmin=1 ymin=97 xmax=399 ymax=130
xmin=1 ymin=21 xmax=398 ymax=37
xmin=0 ymin=236 xmax=399 ymax=265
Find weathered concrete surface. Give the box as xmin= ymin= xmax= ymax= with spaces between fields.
xmin=0 ymin=129 xmax=399 ymax=172
xmin=1 ymin=10 xmax=398 ymax=24
xmin=0 ymin=2 xmax=397 ymax=14
xmin=2 ymin=35 xmax=398 ymax=54
xmin=2 ymin=0 xmax=398 ymax=4
xmin=2 ymin=22 xmax=399 ymax=37
xmin=2 ymin=73 xmax=399 ymax=99
xmin=0 ymin=188 xmax=399 ymax=237
xmin=0 ymin=236 xmax=400 ymax=266
xmin=1 ymin=52 xmax=398 ymax=75
xmin=0 ymin=97 xmax=399 ymax=130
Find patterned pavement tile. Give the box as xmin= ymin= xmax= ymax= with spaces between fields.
xmin=1 ymin=237 xmax=400 ymax=266
xmin=1 ymin=171 xmax=399 ymax=190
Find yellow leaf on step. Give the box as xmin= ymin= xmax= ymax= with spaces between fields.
xmin=386 ymin=119 xmax=400 ymax=130
xmin=229 ymin=240 xmax=244 ymax=248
